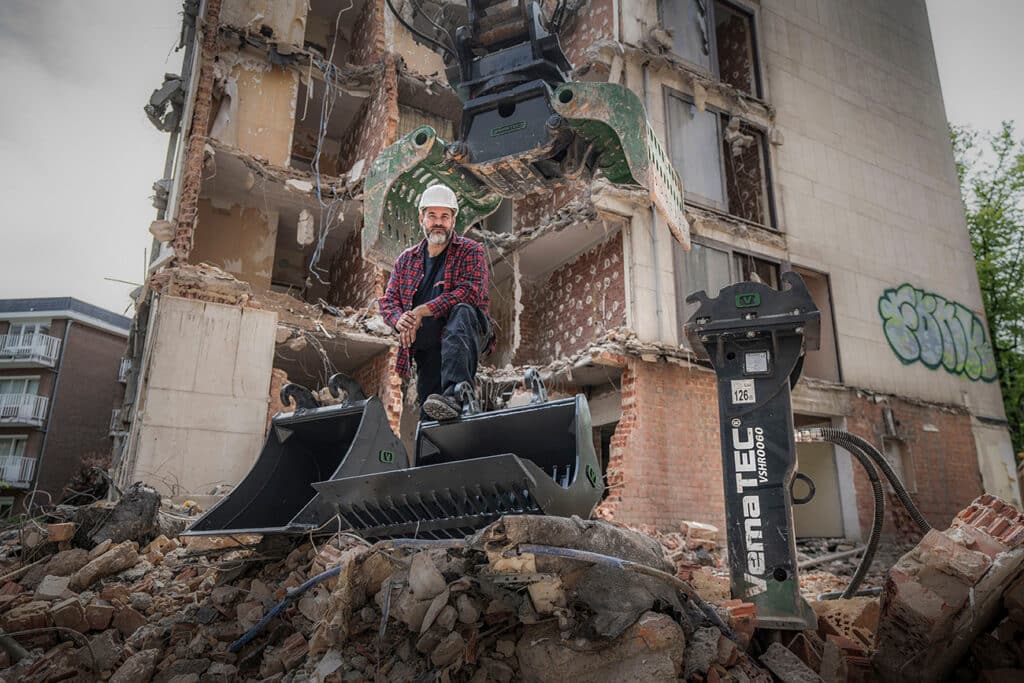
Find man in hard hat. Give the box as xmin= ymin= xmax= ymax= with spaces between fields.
xmin=379 ymin=185 xmax=493 ymax=421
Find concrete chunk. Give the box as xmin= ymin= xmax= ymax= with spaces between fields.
xmin=759 ymin=642 xmax=823 ymax=683
xmin=70 ymin=541 xmax=139 ymax=590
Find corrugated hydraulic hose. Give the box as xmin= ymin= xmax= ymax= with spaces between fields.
xmin=795 ymin=428 xmax=886 ymax=599
xmin=825 ymin=428 xmax=932 ymax=534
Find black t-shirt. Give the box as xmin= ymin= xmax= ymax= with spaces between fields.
xmin=412 ymin=246 xmax=448 ymax=349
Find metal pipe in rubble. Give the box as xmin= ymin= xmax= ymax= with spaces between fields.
xmin=795 ymin=428 xmax=886 ymax=599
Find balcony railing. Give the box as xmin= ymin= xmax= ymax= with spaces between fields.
xmin=0 ymin=394 xmax=48 ymax=427
xmin=0 ymin=334 xmax=61 ymax=367
xmin=118 ymin=357 xmax=132 ymax=383
xmin=0 ymin=455 xmax=36 ymax=489
xmin=110 ymin=408 xmax=128 ymax=436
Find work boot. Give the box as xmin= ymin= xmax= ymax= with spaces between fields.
xmin=422 ymin=393 xmax=461 ymax=421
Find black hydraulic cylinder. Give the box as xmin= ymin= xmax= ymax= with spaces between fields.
xmin=684 ymin=271 xmax=820 ymax=630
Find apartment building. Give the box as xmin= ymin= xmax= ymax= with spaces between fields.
xmin=0 ymin=298 xmax=130 ymax=515
xmin=119 ymin=0 xmax=1018 ymax=540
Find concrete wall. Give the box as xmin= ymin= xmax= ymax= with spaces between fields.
xmin=762 ymin=0 xmax=1004 ymax=418
xmin=192 ymin=200 xmax=279 ymax=291
xmin=129 ymin=296 xmax=276 ymax=496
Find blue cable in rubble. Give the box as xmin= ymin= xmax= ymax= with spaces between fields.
xmin=227 ymin=539 xmax=459 ymax=653
xmin=228 ymin=565 xmax=342 ymax=653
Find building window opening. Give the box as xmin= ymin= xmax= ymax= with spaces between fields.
xmin=659 ymin=0 xmax=762 ymax=98
xmin=666 ymin=92 xmax=774 ymax=227
xmin=714 ymin=2 xmax=758 ymax=96
xmin=674 ymin=240 xmax=780 ymax=337
xmin=793 ymin=267 xmax=841 ymax=382
xmin=734 ymin=252 xmax=779 ymax=289
xmin=723 ymin=119 xmax=770 ymax=225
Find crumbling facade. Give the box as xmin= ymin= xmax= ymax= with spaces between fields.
xmin=117 ymin=0 xmax=1018 ymax=539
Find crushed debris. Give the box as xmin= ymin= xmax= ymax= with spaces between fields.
xmin=3 ymin=495 xmax=1024 ymax=682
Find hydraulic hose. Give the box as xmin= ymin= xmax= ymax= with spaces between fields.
xmin=825 ymin=428 xmax=931 ymax=534
xmin=795 ymin=429 xmax=885 ymax=599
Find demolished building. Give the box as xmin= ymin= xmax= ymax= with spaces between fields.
xmin=115 ymin=0 xmax=1019 ymax=543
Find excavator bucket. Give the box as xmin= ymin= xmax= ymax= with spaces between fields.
xmin=183 ymin=392 xmax=408 ymax=537
xmin=312 ymin=394 xmax=604 ymax=540
xmin=361 ymin=82 xmax=687 ymax=269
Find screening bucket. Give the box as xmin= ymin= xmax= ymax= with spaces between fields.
xmin=183 ymin=395 xmax=408 ymax=536
xmin=311 ymin=394 xmax=604 ymax=540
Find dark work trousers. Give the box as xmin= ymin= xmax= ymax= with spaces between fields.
xmin=413 ymin=303 xmax=492 ymax=419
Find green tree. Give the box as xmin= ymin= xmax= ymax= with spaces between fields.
xmin=951 ymin=122 xmax=1024 ymax=453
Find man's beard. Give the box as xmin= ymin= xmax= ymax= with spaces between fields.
xmin=425 ymin=228 xmax=450 ymax=246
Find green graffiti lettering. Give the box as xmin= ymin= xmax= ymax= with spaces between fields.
xmin=878 ymin=284 xmax=997 ymax=382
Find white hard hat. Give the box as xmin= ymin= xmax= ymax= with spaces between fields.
xmin=418 ymin=184 xmax=459 ymax=215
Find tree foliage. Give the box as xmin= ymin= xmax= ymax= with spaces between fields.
xmin=951 ymin=122 xmax=1024 ymax=453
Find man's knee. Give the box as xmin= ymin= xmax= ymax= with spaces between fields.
xmin=445 ymin=304 xmax=482 ymax=334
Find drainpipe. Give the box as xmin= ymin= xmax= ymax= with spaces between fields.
xmin=641 ymin=62 xmax=665 ymax=341
xmin=26 ymin=320 xmax=72 ymax=512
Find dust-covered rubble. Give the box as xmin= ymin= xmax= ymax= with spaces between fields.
xmin=3 ymin=493 xmax=1024 ymax=682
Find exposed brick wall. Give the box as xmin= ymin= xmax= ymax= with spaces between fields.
xmin=349 ymin=0 xmax=385 ymax=66
xmin=547 ymin=0 xmax=615 ymax=68
xmin=600 ymin=358 xmax=727 ymax=530
xmin=338 ymin=55 xmax=399 ymax=171
xmin=516 ymin=231 xmax=625 ymax=364
xmin=327 ymin=230 xmax=381 ymax=308
xmin=36 ymin=324 xmax=126 ymax=502
xmin=354 ymin=348 xmax=403 ymax=434
xmin=512 ymin=182 xmax=588 ymax=232
xmin=846 ymin=395 xmax=984 ymax=539
xmin=171 ymin=0 xmax=223 ymax=261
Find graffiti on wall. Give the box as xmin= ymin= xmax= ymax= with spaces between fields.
xmin=878 ymin=283 xmax=997 ymax=382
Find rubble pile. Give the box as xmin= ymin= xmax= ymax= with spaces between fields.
xmin=2 ymin=492 xmax=1024 ymax=682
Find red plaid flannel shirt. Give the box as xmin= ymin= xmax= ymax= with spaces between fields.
xmin=379 ymin=234 xmax=492 ymax=377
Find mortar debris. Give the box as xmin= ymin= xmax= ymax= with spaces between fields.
xmin=3 ymin=494 xmax=1024 ymax=682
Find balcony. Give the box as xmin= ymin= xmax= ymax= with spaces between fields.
xmin=0 ymin=334 xmax=61 ymax=368
xmin=0 ymin=455 xmax=36 ymax=489
xmin=118 ymin=357 xmax=131 ymax=383
xmin=0 ymin=394 xmax=48 ymax=427
xmin=110 ymin=408 xmax=128 ymax=437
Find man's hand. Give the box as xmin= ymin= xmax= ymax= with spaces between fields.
xmin=396 ymin=306 xmax=432 ymax=348
xmin=396 ymin=310 xmax=418 ymax=332
xmin=399 ymin=322 xmax=419 ymax=348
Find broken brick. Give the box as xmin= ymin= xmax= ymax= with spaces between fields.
xmin=50 ymin=597 xmax=89 ymax=633
xmin=47 ymin=522 xmax=76 ymax=543
xmin=86 ymin=601 xmax=116 ymax=631
xmin=113 ymin=605 xmax=148 ymax=638
xmin=873 ymin=494 xmax=1024 ymax=682
xmin=70 ymin=541 xmax=139 ymax=590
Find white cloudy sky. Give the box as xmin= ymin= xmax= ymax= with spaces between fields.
xmin=0 ymin=0 xmax=1021 ymax=314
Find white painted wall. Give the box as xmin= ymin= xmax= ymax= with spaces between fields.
xmin=128 ymin=296 xmax=276 ymax=496
xmin=762 ymin=0 xmax=1005 ymax=419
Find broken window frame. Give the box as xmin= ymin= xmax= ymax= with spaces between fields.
xmin=664 ymin=88 xmax=778 ymax=229
xmin=673 ymin=237 xmax=783 ymax=340
xmin=722 ymin=117 xmax=778 ymax=229
xmin=657 ymin=0 xmax=765 ymax=100
xmin=665 ymin=89 xmax=729 ymax=212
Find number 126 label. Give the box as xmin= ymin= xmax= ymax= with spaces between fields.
xmin=731 ymin=379 xmax=756 ymax=404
